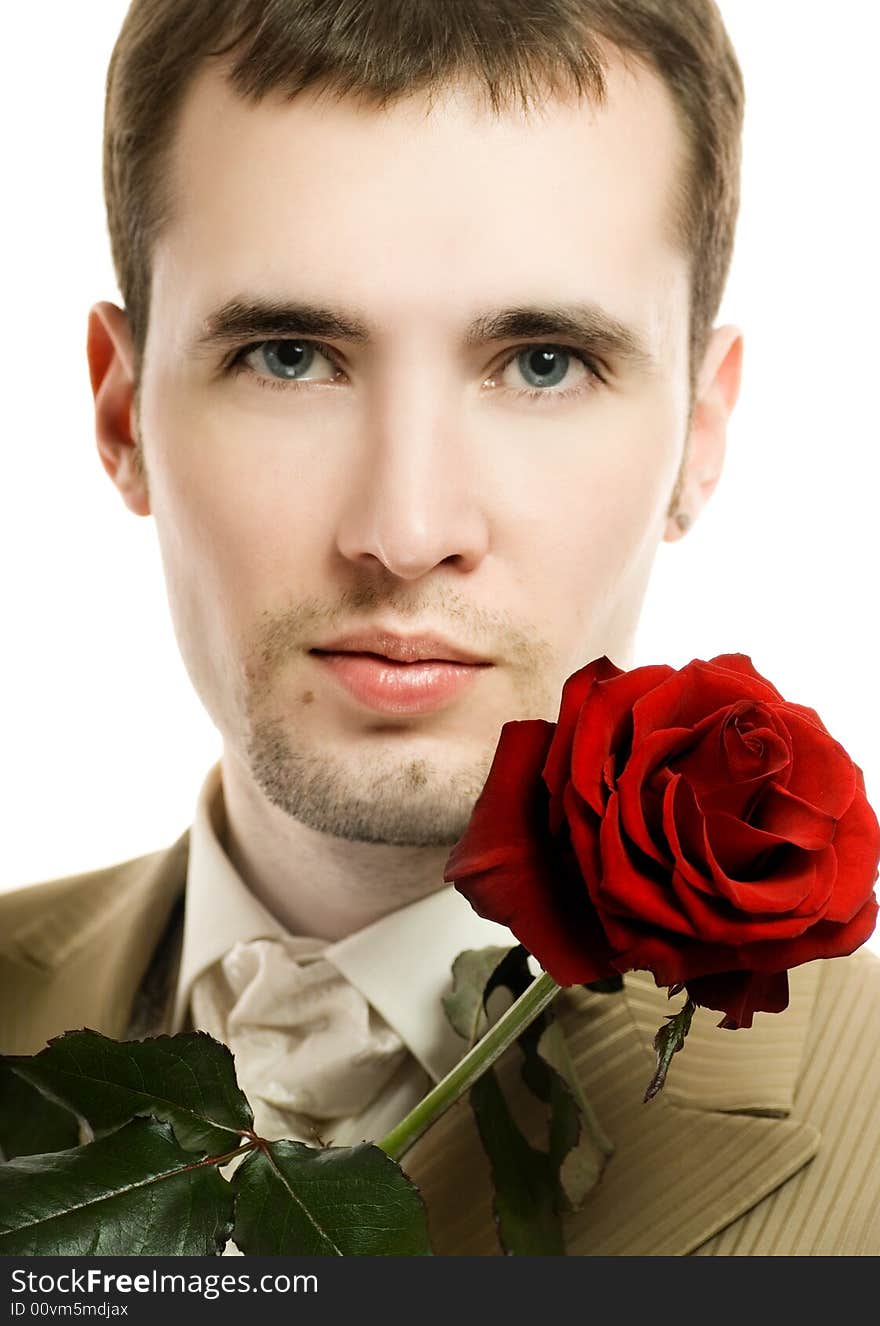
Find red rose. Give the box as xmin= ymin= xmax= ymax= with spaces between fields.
xmin=444 ymin=654 xmax=880 ymax=1028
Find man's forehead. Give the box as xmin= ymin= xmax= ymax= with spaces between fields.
xmin=152 ymin=51 xmax=688 ymax=355
xmin=164 ymin=47 xmax=684 ymax=236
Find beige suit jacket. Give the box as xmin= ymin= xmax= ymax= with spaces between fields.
xmin=2 ymin=831 xmax=879 ymax=1256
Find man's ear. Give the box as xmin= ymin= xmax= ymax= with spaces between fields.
xmin=663 ymin=323 xmax=743 ymax=541
xmin=87 ymin=300 xmax=151 ymax=517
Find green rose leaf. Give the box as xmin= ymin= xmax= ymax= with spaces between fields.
xmin=484 ymin=944 xmax=533 ymax=1004
xmin=0 ymin=1063 xmax=82 ymax=1161
xmin=0 ymin=1118 xmax=235 ymax=1255
xmin=469 ymin=1068 xmax=564 ymax=1255
xmin=442 ymin=945 xmax=518 ymax=1046
xmin=517 ymin=1017 xmax=612 ymax=1210
xmin=482 ymin=944 xmax=612 ymax=1211
xmin=534 ymin=1019 xmax=613 ymax=1210
xmin=231 ymin=1139 xmax=432 ymax=1256
xmin=3 ymin=1029 xmax=253 ymax=1155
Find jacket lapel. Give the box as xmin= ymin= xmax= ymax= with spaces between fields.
xmin=557 ymin=966 xmax=821 ymax=1254
xmin=2 ymin=831 xmax=189 ymax=1054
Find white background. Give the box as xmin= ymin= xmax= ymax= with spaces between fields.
xmin=1 ymin=3 xmax=878 ymax=955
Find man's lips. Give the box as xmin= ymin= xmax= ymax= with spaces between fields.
xmin=309 ymin=649 xmax=491 ymax=715
xmin=310 ymin=630 xmax=491 ymax=665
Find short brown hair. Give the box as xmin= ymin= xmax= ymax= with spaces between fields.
xmin=105 ymin=0 xmax=743 ymax=465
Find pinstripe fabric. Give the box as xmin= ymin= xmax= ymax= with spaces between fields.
xmin=622 ymin=969 xmax=815 ymax=1117
xmin=692 ymin=948 xmax=880 ymax=1255
xmin=2 ymin=832 xmax=879 ymax=1254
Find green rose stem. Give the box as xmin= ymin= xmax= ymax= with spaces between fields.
xmin=377 ymin=970 xmax=561 ymax=1163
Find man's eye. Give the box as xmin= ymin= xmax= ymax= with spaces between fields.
xmin=230 ymin=339 xmax=343 ymax=388
xmin=487 ymin=345 xmax=604 ymax=401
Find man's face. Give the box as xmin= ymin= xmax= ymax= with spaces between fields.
xmin=135 ymin=54 xmax=694 ymax=847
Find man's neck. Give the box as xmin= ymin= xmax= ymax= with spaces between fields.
xmin=218 ymin=752 xmax=455 ymax=941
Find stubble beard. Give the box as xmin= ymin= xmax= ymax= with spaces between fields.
xmin=243 ymin=708 xmax=496 ymax=847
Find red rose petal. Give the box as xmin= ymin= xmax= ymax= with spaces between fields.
xmin=565 ymin=663 xmax=672 ymax=818
xmin=719 ymin=707 xmax=791 ymax=784
xmin=821 ymin=775 xmax=880 ymax=923
xmin=658 ymin=705 xmax=787 ymax=826
xmin=443 ymin=718 xmax=557 ymax=883
xmin=709 ymin=810 xmax=837 ymax=915
xmin=778 ymin=700 xmax=830 ymax=733
xmin=663 ymin=773 xmax=716 ymax=894
xmin=563 ymin=787 xmax=683 ymax=961
xmin=704 ymin=813 xmax=837 ymax=919
xmin=594 ymin=789 xmax=698 ymax=935
xmin=779 ymin=708 xmax=856 ymax=818
xmin=607 ymin=931 xmax=742 ymax=987
xmin=631 ymin=658 xmax=783 ymax=749
xmin=616 ymin=724 xmax=693 ymax=866
xmin=451 ymin=852 xmax=616 ymax=987
xmin=732 ymin=892 xmax=879 ymax=971
xmin=542 ymin=656 xmax=621 ymax=828
xmin=703 ymin=807 xmax=790 ymax=877
xmin=444 ymin=720 xmax=617 ymax=987
xmin=749 ymin=781 xmax=837 ymax=850
xmin=562 ymin=780 xmax=603 ymax=892
xmin=684 ymin=969 xmax=790 ymax=1029
xmin=706 ymin=654 xmax=786 ymax=699
xmin=662 ymin=778 xmax=832 ymax=942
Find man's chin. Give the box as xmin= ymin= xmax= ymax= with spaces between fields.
xmin=244 ymin=717 xmax=489 ymax=847
xmin=261 ymin=784 xmax=476 ymax=848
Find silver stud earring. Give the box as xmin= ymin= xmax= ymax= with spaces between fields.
xmin=673 ymin=509 xmax=692 ymax=532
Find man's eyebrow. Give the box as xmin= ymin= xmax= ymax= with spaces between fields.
xmin=464 ymin=305 xmax=656 ymax=370
xmin=194 ymin=299 xmax=371 ymax=352
xmin=193 ymin=297 xmax=657 ymax=370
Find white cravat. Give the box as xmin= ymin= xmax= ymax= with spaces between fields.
xmin=189 ymin=934 xmax=428 ymax=1147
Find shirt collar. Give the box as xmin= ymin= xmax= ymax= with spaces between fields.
xmin=171 ymin=762 xmax=287 ymax=1034
xmin=171 ymin=760 xmax=513 ymax=1080
xmin=324 ymin=885 xmax=513 ymax=1083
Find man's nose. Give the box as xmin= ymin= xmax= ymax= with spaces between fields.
xmin=334 ymin=393 xmax=491 ymax=580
